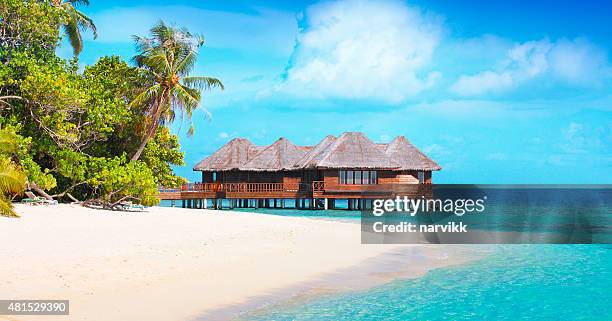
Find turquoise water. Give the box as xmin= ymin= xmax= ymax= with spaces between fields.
xmin=244 ymin=245 xmax=612 ymax=320
xmin=159 ymin=199 xmax=361 ymax=221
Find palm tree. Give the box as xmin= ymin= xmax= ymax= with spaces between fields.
xmin=0 ymin=130 xmax=27 ymax=217
xmin=53 ymin=0 xmax=97 ymax=57
xmin=129 ymin=21 xmax=223 ymax=161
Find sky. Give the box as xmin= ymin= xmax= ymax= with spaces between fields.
xmin=58 ymin=0 xmax=612 ymax=184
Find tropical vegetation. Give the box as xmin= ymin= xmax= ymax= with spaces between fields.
xmin=0 ymin=1 xmax=221 ymax=212
xmin=130 ymin=21 xmax=224 ymax=161
xmin=0 ymin=128 xmax=27 ymax=217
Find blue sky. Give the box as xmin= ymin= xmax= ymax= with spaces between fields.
xmin=59 ymin=0 xmax=612 ymax=183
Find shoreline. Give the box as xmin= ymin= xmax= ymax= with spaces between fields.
xmin=201 ymin=244 xmax=490 ymax=320
xmin=1 ymin=204 xmax=487 ymax=321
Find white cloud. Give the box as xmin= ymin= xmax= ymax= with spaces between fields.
xmin=451 ymin=38 xmax=611 ymax=96
xmin=559 ymin=122 xmax=609 ymax=154
xmin=548 ymin=38 xmax=611 ymax=85
xmin=275 ymin=0 xmax=443 ymax=103
xmin=451 ymin=40 xmax=551 ymax=95
xmin=216 ymin=131 xmax=238 ymax=141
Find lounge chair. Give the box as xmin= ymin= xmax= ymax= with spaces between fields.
xmin=119 ymin=201 xmax=145 ymax=211
xmin=21 ymin=191 xmax=57 ymax=205
xmin=21 ymin=191 xmax=45 ymax=205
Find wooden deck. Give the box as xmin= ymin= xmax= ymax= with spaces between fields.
xmin=159 ymin=182 xmax=431 ymax=200
xmin=159 ymin=182 xmax=433 ymax=210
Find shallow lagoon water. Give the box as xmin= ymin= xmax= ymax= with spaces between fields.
xmin=243 ymin=245 xmax=612 ymax=320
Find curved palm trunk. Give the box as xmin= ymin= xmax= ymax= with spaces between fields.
xmin=130 ymin=94 xmax=167 ymax=161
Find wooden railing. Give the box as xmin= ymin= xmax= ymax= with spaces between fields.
xmin=223 ymin=182 xmax=311 ymax=193
xmin=312 ymin=181 xmax=325 ymax=193
xmin=160 ymin=182 xmax=320 ymax=194
xmin=159 ymin=186 xmax=182 ymax=193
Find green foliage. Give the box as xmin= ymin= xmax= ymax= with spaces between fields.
xmin=91 ymin=158 xmax=159 ymax=207
xmin=55 ymin=152 xmax=159 ymax=207
xmin=142 ymin=127 xmax=187 ymax=188
xmin=0 ymin=52 xmax=186 ymax=207
xmin=1 ymin=125 xmax=56 ymax=190
xmin=0 ymin=128 xmax=27 ymax=217
xmin=1 ymin=10 xmax=192 ymax=210
xmin=0 ymin=0 xmax=65 ymax=59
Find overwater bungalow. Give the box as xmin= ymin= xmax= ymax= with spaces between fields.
xmin=160 ymin=132 xmax=441 ymax=210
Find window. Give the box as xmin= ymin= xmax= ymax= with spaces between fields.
xmin=338 ymin=170 xmax=378 ymax=185
xmin=347 ymin=170 xmax=354 ymax=184
xmin=418 ymin=171 xmax=425 ymax=184
xmin=212 ymin=172 xmax=217 ymax=182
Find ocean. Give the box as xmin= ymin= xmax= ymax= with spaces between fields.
xmin=242 ymin=244 xmax=612 ymax=320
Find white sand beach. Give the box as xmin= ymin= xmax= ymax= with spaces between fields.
xmin=0 ymin=205 xmax=477 ymax=321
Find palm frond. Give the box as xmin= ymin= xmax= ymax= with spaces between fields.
xmin=171 ymin=85 xmax=200 ymax=113
xmin=63 ymin=17 xmax=83 ymax=56
xmin=0 ymin=159 xmax=26 ymax=195
xmin=59 ymin=2 xmax=96 ymax=56
xmin=162 ymin=109 xmax=176 ymax=124
xmin=68 ymin=0 xmax=91 ymax=5
xmin=129 ymin=84 xmax=162 ymax=109
xmin=0 ymin=196 xmax=19 ymax=218
xmin=174 ymin=48 xmax=198 ymax=76
xmin=141 ymin=48 xmax=171 ymax=73
xmin=182 ymin=76 xmax=224 ymax=91
xmin=74 ymin=9 xmax=97 ymax=39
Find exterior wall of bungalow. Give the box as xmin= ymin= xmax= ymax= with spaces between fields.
xmin=201 ymin=169 xmax=432 ymax=186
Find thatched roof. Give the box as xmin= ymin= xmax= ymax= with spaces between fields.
xmin=240 ymin=137 xmax=312 ymax=171
xmin=314 ymin=132 xmax=399 ymax=169
xmin=193 ymin=132 xmax=441 ymax=172
xmin=293 ymin=135 xmax=337 ymax=169
xmin=384 ymin=136 xmax=441 ymax=171
xmin=193 ymin=138 xmax=262 ymax=171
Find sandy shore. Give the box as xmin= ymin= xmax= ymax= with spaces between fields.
xmin=0 ymin=204 xmax=479 ymax=321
